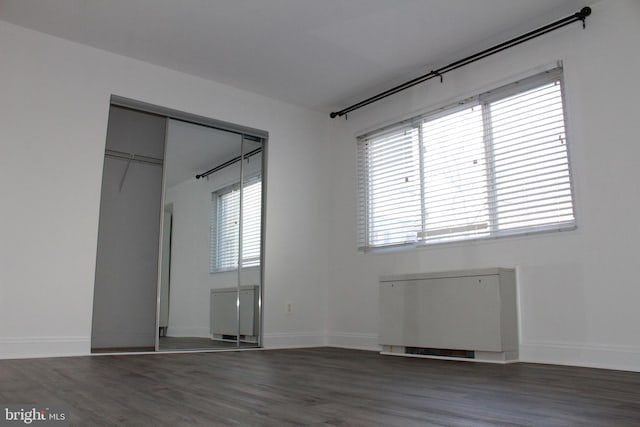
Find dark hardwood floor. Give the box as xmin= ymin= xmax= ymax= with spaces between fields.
xmin=1 ymin=347 xmax=639 ymax=426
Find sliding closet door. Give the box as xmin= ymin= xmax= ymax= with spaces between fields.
xmin=91 ymin=106 xmax=166 ymax=351
xmin=157 ymin=119 xmax=264 ymax=351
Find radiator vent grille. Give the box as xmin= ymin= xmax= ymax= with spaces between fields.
xmin=406 ymin=347 xmax=475 ymax=359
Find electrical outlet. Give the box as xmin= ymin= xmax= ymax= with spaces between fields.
xmin=286 ymin=302 xmax=293 ymax=314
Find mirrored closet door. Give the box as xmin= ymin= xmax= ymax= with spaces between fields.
xmin=158 ymin=120 xmax=264 ymax=351
xmin=92 ymin=99 xmax=265 ymax=353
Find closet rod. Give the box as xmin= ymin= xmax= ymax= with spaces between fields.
xmin=329 ymin=6 xmax=592 ymax=119
xmin=105 ymin=149 xmax=163 ymax=166
xmin=196 ymin=147 xmax=262 ymax=180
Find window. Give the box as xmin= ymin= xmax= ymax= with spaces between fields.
xmin=357 ymin=68 xmax=575 ymax=251
xmin=211 ymin=176 xmax=262 ymax=272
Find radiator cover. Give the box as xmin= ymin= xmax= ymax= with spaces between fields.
xmin=210 ymin=285 xmax=258 ymax=340
xmin=379 ymin=268 xmax=518 ymax=362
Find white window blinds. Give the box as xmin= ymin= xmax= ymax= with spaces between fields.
xmin=357 ymin=67 xmax=575 ymax=251
xmin=214 ymin=185 xmax=240 ymax=270
xmin=211 ymin=176 xmax=262 ymax=272
xmin=358 ymin=126 xmax=422 ymax=247
xmin=240 ymin=177 xmax=262 ymax=268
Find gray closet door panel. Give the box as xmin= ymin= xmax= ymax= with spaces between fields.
xmin=92 ymin=105 xmax=166 ymax=351
xmin=91 ymin=158 xmax=163 ymax=349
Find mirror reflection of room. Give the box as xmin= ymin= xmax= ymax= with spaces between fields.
xmin=158 ymin=119 xmax=262 ymax=351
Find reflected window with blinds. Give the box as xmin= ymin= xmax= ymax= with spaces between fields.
xmin=357 ymin=67 xmax=576 ymax=251
xmin=211 ymin=176 xmax=262 ymax=272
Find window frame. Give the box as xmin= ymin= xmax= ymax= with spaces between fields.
xmin=357 ymin=67 xmax=577 ymax=252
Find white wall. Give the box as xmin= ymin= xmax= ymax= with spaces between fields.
xmin=327 ymin=0 xmax=640 ymax=371
xmin=0 ymin=19 xmax=330 ymax=358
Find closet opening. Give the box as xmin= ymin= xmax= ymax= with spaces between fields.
xmin=91 ymin=97 xmax=267 ymax=353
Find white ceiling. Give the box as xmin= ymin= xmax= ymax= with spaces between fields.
xmin=0 ymin=0 xmax=587 ymax=112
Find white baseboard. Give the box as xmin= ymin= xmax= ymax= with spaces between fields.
xmin=262 ymin=332 xmax=325 ymax=349
xmin=520 ymin=340 xmax=640 ymax=372
xmin=325 ymin=334 xmax=640 ymax=372
xmin=326 ymin=332 xmax=380 ymax=351
xmin=379 ymin=351 xmax=518 ymax=364
xmin=0 ymin=337 xmax=90 ymax=359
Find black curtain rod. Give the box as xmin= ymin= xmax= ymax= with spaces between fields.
xmin=330 ymin=6 xmax=592 ymax=119
xmin=195 ymin=147 xmax=262 ymax=180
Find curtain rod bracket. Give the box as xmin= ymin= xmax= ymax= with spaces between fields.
xmin=577 ymin=6 xmax=591 ymax=29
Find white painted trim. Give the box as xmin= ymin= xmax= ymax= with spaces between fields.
xmin=326 ymin=332 xmax=380 ymax=351
xmin=262 ymin=332 xmax=325 ymax=349
xmin=379 ymin=351 xmax=518 ymax=364
xmin=520 ymin=340 xmax=640 ymax=372
xmin=0 ymin=337 xmax=90 ymax=359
